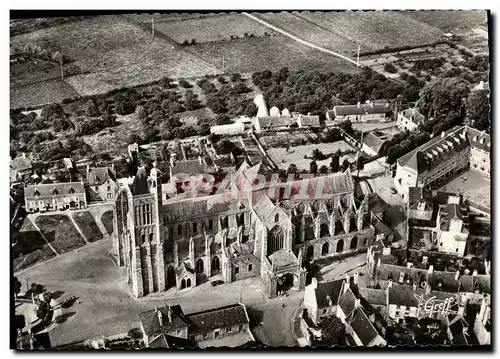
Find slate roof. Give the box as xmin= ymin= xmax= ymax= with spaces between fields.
xmin=408 ymin=187 xmax=433 ymax=211
xmin=466 ymin=126 xmax=490 ymax=153
xmin=338 ymin=286 xmax=357 ymax=317
xmin=334 ymin=102 xmax=387 ymax=117
xmin=358 ymin=288 xmax=387 ymax=306
xmin=448 ymin=316 xmax=469 ymax=345
xmin=139 ymin=305 xmax=189 ymax=338
xmin=298 ymin=115 xmax=321 ymax=127
xmin=10 ymin=156 xmax=32 ymax=172
xmin=435 ymin=191 xmax=462 ymax=206
xmin=148 ymin=333 xmax=196 ymax=348
xmin=253 ymin=195 xmax=275 ymax=221
xmin=268 ymin=250 xmax=297 ymax=269
xmin=439 ymin=204 xmax=466 ymax=232
xmin=400 ymin=108 xmax=425 ymax=124
xmin=175 ymin=262 xmax=194 ymax=276
xmin=87 ymin=167 xmax=116 ymax=186
xmin=25 ymin=181 xmax=85 ymax=198
xmin=397 ymin=126 xmax=470 ymax=172
xmin=170 ymin=159 xmax=205 ymax=176
xmin=163 ymin=194 xmax=235 ymax=223
xmin=132 ymin=167 xmax=149 ymax=195
xmin=367 ymin=193 xmax=390 ymax=214
xmin=315 ymin=280 xmax=344 ymax=308
xmin=348 ymin=308 xmax=380 ymax=346
xmin=186 ymin=303 xmax=249 ymax=335
xmin=363 ymin=133 xmax=386 ymax=154
xmin=256 ymin=116 xmax=293 ymax=128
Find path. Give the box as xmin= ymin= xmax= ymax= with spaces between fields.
xmin=68 ymin=213 xmax=89 ymax=244
xmin=28 ymin=216 xmax=59 ymax=257
xmin=242 ymin=12 xmax=359 ymax=67
xmin=317 ymin=252 xmax=367 ymax=282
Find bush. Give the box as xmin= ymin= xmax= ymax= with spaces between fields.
xmin=179 ymin=79 xmax=192 ymax=88
xmin=384 ymin=63 xmax=398 ymax=73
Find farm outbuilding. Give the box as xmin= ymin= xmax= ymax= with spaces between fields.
xmin=210 ymin=123 xmax=245 ymax=135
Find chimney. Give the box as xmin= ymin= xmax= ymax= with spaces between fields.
xmin=382 ymin=247 xmax=391 ymax=256
xmin=413 ymin=282 xmax=417 ymax=291
xmin=458 ymin=306 xmax=465 ymax=317
xmin=354 ymin=298 xmax=361 ymax=309
xmin=22 ymin=152 xmax=26 ymax=159
xmin=326 ymin=295 xmax=333 ymax=307
xmin=198 ymin=155 xmax=203 ymax=165
xmin=441 ymin=131 xmax=445 ymax=138
xmin=370 ymin=101 xmax=374 ymax=108
xmin=155 ymin=307 xmax=163 ymax=327
xmin=387 ymin=279 xmax=393 ymax=288
xmin=343 ymin=275 xmax=350 ymax=293
xmin=369 ymin=313 xmax=376 ymax=323
xmin=353 ymin=271 xmax=359 ymax=285
xmin=472 ymin=269 xmax=478 ymax=277
xmin=422 ymin=256 xmax=428 ymax=265
xmin=357 ymin=101 xmax=361 ymax=108
xmin=407 ymin=262 xmax=413 ymax=269
xmin=311 ymin=277 xmax=318 ymax=289
xmin=428 ymin=265 xmax=434 ymax=275
xmin=464 ymin=268 xmax=470 ymax=275
xmin=377 ymin=258 xmax=381 ymax=268
xmin=167 ymin=305 xmax=172 ymax=323
xmin=455 ymin=271 xmax=460 ymax=281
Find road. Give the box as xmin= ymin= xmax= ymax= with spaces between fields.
xmin=248 ymin=291 xmax=303 ymax=347
xmin=317 ymin=253 xmax=367 ymax=282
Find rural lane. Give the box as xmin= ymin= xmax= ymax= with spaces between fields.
xmin=242 ymin=12 xmax=359 ymax=67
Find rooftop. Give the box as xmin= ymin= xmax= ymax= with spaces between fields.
xmin=334 ymin=102 xmax=388 ymax=117
xmin=363 ymin=133 xmax=387 ymax=154
xmin=138 ymin=305 xmax=188 ymax=338
xmin=25 ymin=181 xmax=85 ymax=198
xmin=87 ymin=166 xmax=116 ymax=186
xmin=314 ymin=279 xmax=344 ymax=308
xmin=186 ymin=303 xmax=249 ymax=335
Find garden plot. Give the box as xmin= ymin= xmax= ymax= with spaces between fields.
xmin=35 ymin=214 xmax=86 ymax=254
xmin=72 ymin=211 xmax=104 ymax=242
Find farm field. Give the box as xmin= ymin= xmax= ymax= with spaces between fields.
xmin=126 ymin=12 xmax=223 ymax=23
xmin=72 ymin=211 xmax=103 ymax=242
xmin=35 ymin=214 xmax=86 ymax=254
xmin=101 ymin=211 xmax=114 ymax=235
xmin=297 ymin=11 xmax=444 ymax=52
xmin=10 ymin=79 xmax=79 ymax=109
xmin=190 ymin=36 xmax=360 ymax=75
xmin=10 ymin=15 xmax=219 ymax=101
xmin=266 ymin=141 xmax=356 ymax=171
xmin=13 ymin=218 xmax=57 ymax=272
xmin=403 ymin=10 xmax=487 ymax=32
xmin=154 ymin=14 xmax=276 ymax=44
xmin=252 ymin=11 xmax=359 ymax=56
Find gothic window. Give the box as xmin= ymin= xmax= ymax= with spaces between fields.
xmin=212 ymin=256 xmax=220 ymax=272
xmin=248 ymin=264 xmax=253 ymax=271
xmin=275 ymin=213 xmax=279 ymax=222
xmin=235 ymin=267 xmax=239 ymax=274
xmin=208 ymin=219 xmax=213 ymax=230
xmin=350 ymin=237 xmax=358 ymax=250
xmin=140 ymin=234 xmax=145 ymax=245
xmin=193 ymin=222 xmax=198 ymax=234
xmin=267 ymin=226 xmax=285 ymax=256
xmin=322 ymin=242 xmax=329 ymax=256
xmin=186 ymin=278 xmax=191 ymax=287
xmin=320 ymin=224 xmax=329 ymax=238
xmin=178 ymin=225 xmax=182 ymax=236
xmin=181 ymin=279 xmax=186 ymax=289
xmin=363 ymin=237 xmax=368 ymax=246
xmin=149 ymin=233 xmax=153 ymax=242
xmin=196 ymin=259 xmax=204 ymax=273
xmin=336 ymin=239 xmax=344 ymax=253
xmin=306 ymin=245 xmax=314 ymax=259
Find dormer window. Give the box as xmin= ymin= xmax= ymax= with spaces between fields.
xmin=52 ymin=187 xmax=58 ymax=195
xmin=34 ymin=189 xmax=40 ymax=197
xmin=69 ymin=187 xmax=75 ymax=194
xmin=275 ymin=214 xmax=279 ymax=222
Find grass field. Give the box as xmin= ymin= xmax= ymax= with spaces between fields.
xmin=154 ymin=14 xmax=276 ymax=44
xmin=11 ymin=15 xmax=219 ymax=99
xmin=252 ymin=12 xmax=359 ymax=56
xmin=72 ymin=211 xmax=103 ymax=242
xmin=13 ymin=218 xmax=56 ymax=272
xmin=35 ymin=214 xmax=86 ymax=254
xmin=403 ymin=10 xmax=487 ymax=33
xmin=191 ymin=36 xmax=360 ymax=75
xmin=298 ymin=11 xmax=444 ymax=52
xmin=10 ymin=79 xmax=79 ymax=109
xmin=266 ymin=141 xmax=356 ymax=171
xmin=101 ymin=211 xmax=114 ymax=235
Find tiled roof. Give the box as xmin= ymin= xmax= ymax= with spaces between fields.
xmin=25 ymin=181 xmax=85 ymax=198
xmin=408 ymin=187 xmax=433 ymax=210
xmin=298 ymin=115 xmax=321 ymax=127
xmin=186 ymin=303 xmax=249 ymax=335
xmin=363 ymin=133 xmax=386 ymax=154
xmin=397 ymin=126 xmax=470 ymax=172
xmin=163 ymin=194 xmax=236 ymax=223
xmin=348 ymin=308 xmax=380 ymax=346
xmin=170 ymin=159 xmax=205 ymax=176
xmin=87 ymin=167 xmax=116 ymax=186
xmin=439 ymin=204 xmax=466 ymax=232
xmin=315 ymin=279 xmax=344 ymax=308
xmin=10 ymin=156 xmax=32 ymax=172
xmin=334 ymin=102 xmax=388 ymax=116
xmin=139 ymin=305 xmax=189 ymax=337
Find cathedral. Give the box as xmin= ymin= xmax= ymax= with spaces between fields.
xmin=113 ymin=161 xmax=382 ymax=298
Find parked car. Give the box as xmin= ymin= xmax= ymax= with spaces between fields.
xmin=211 ymin=280 xmax=224 ymax=287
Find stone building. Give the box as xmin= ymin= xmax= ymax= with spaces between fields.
xmin=86 ymin=166 xmax=119 ymax=202
xmin=113 ymin=161 xmax=381 ymax=298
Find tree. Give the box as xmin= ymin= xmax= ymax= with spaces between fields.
xmin=127 ymin=133 xmax=143 ymax=145
xmin=319 ymin=165 xmax=328 ymax=174
xmin=318 ymin=316 xmax=346 ymax=346
xmin=466 ymin=89 xmax=490 ymax=132
xmin=287 ymin=163 xmax=298 ymax=175
xmin=384 ymin=63 xmax=398 ymax=74
xmin=85 ymin=100 xmax=99 ymax=117
xmin=179 ymin=79 xmax=192 ymax=88
xmin=13 ymin=276 xmax=22 ymax=299
xmin=416 ymin=78 xmax=470 ymax=119
xmin=330 ymin=154 xmax=340 ymax=173
xmin=341 ymin=159 xmax=351 ymax=171
xmin=231 ymin=73 xmax=242 ymax=82
xmin=309 ymin=160 xmax=318 ymax=175
xmin=312 ymin=148 xmax=325 ymax=161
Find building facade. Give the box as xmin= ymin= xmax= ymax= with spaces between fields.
xmin=86 ymin=166 xmax=119 ymax=202
xmin=396 ymin=108 xmax=425 ymax=132
xmin=113 ymin=162 xmax=382 ymax=298
xmin=25 ymin=181 xmax=87 ymax=212
xmin=326 ymin=101 xmax=388 ymax=123
xmin=394 ymin=126 xmax=489 ymax=202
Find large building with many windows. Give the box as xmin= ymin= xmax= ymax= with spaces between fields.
xmin=394 ymin=126 xmax=490 ymax=202
xmin=113 ymin=161 xmax=385 ymax=298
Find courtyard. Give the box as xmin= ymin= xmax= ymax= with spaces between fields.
xmin=437 ymin=169 xmax=490 ymax=211
xmin=13 ymin=238 xmax=294 ymax=347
